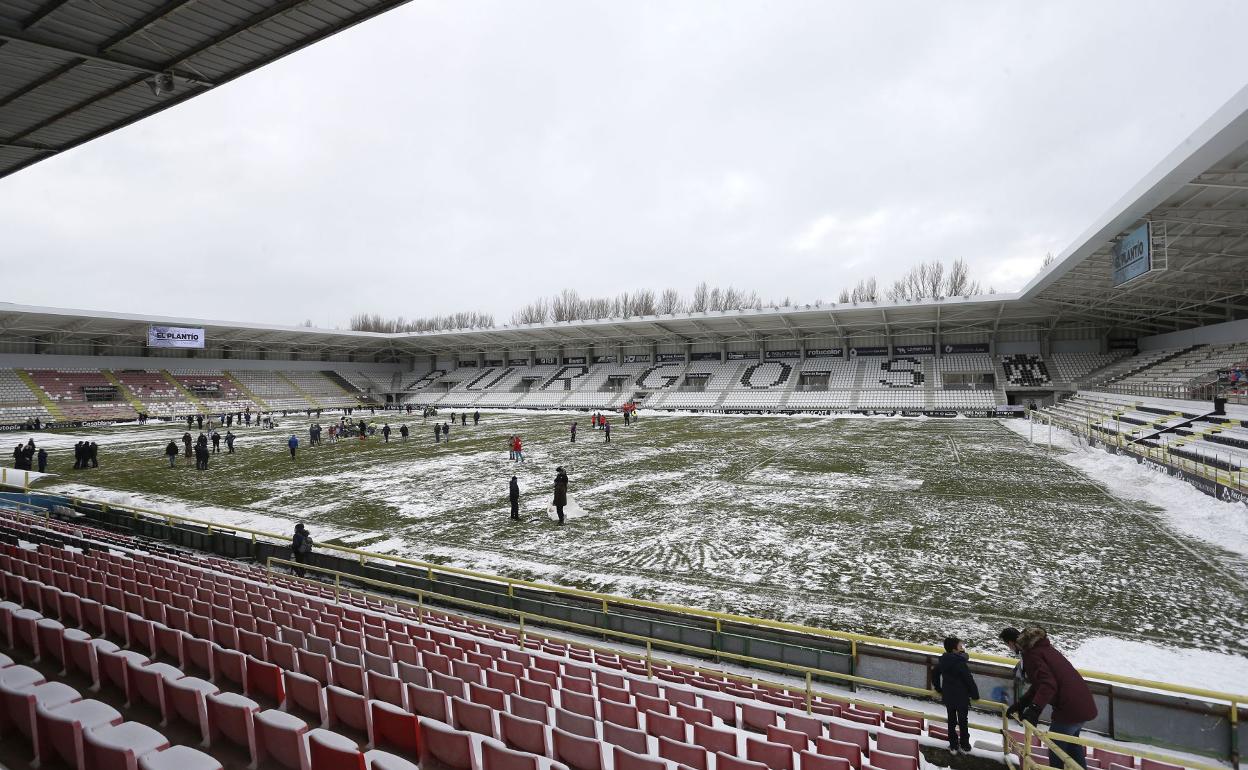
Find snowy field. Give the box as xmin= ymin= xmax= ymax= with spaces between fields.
xmin=11 ymin=409 xmax=1248 ymax=676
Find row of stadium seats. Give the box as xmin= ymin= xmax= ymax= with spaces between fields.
xmin=0 ymin=369 xmax=373 ymax=423
xmin=0 ymin=499 xmax=1196 ymax=770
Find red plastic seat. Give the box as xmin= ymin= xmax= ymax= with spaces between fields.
xmin=206 ymin=691 xmax=260 ymax=764
xmin=247 ymin=656 xmax=286 ymax=705
xmin=783 ymin=713 xmax=824 ymax=741
xmin=657 ymin=735 xmax=708 ymax=770
xmin=126 ymin=659 xmax=183 ymax=718
xmin=83 ymin=720 xmax=170 ymax=770
xmin=555 ymin=707 xmax=597 ymax=739
xmin=599 ymin=698 xmax=639 ymax=729
xmin=212 ymin=646 xmax=246 ymax=689
xmin=827 ymin=724 xmax=869 ymax=755
xmin=138 ymin=744 xmax=223 ymax=770
xmin=602 ymin=721 xmax=648 ymax=754
xmin=801 ymin=751 xmax=852 ymax=770
xmin=612 ymin=744 xmax=664 ymax=770
xmin=335 ymin=662 xmax=369 ymax=696
xmin=369 ymin=671 xmax=406 ymax=708
xmin=182 ymin=636 xmax=215 ymax=680
xmin=35 ymin=697 xmax=122 ymax=770
xmin=814 ymin=738 xmax=861 ymax=770
xmin=397 ymin=662 xmax=431 ymax=689
xmin=163 ymin=675 xmax=219 ymax=746
xmin=717 ymin=753 xmax=773 ymax=770
xmin=741 ymin=703 xmax=779 ymax=732
xmin=452 ymin=694 xmax=497 ymax=738
xmin=700 ymin=694 xmax=736 ymax=725
xmin=553 ymin=727 xmax=604 ymax=770
xmin=255 ymin=708 xmax=310 ymax=770
xmin=98 ymin=647 xmax=149 ymax=705
xmin=369 ymin=699 xmax=421 ymax=758
xmin=36 ymin=618 xmax=67 ymax=668
xmin=519 ymin=678 xmax=553 ymax=706
xmin=747 ymin=737 xmax=795 ymax=770
xmin=284 ymin=670 xmax=327 ymax=725
xmin=559 ymin=689 xmax=594 ymax=718
xmin=645 ymin=709 xmax=687 ymax=742
xmin=1096 ymin=751 xmax=1138 ymax=769
xmin=767 ymin=725 xmax=811 ymax=752
xmin=482 ymin=739 xmax=544 ymax=770
xmin=309 ymin=726 xmax=367 ymax=770
xmin=419 ymin=716 xmax=474 ymax=770
xmin=675 ymin=702 xmax=713 ymax=726
xmin=499 ymin=712 xmax=548 ymax=757
xmin=692 ymin=722 xmax=737 ymax=756
xmin=406 ymin=683 xmax=449 ymax=721
xmin=328 ymin=685 xmax=373 ymax=736
xmin=875 ymin=734 xmax=918 ymax=760
xmin=868 ymin=750 xmax=917 ymax=770
xmin=154 ymin=626 xmax=186 ymax=667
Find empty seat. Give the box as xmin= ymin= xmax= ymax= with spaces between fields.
xmin=800 ymin=751 xmax=852 ymax=770
xmin=138 ymin=745 xmax=224 ymax=770
xmin=612 ymin=744 xmax=666 ymax=770
xmin=254 ymin=708 xmax=310 ymax=770
xmin=369 ymin=699 xmax=421 ymax=757
xmin=419 ymin=716 xmax=474 ymax=770
xmin=747 ymin=737 xmax=795 ymax=770
xmin=83 ymin=720 xmax=170 ymax=770
xmin=500 ymin=712 xmax=549 ymax=757
xmin=328 ymin=685 xmax=372 ymax=736
xmin=206 ymin=691 xmax=260 ymax=764
xmin=657 ymin=735 xmax=708 ymax=770
xmin=35 ymin=698 xmax=123 ymax=770
xmin=553 ymin=727 xmax=604 ymax=770
xmin=875 ymin=734 xmax=918 ymax=760
xmin=482 ymin=740 xmax=542 ymax=770
xmin=309 ymin=726 xmax=367 ymax=769
xmin=163 ymin=676 xmax=219 ymax=746
xmin=814 ymin=738 xmax=861 ymax=770
xmin=868 ymin=750 xmax=918 ymax=770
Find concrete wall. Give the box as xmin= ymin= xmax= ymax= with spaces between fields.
xmin=1139 ymin=317 xmax=1248 ymax=351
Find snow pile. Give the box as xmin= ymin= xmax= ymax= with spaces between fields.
xmin=1070 ymin=636 xmax=1248 ymax=695
xmin=1000 ymin=418 xmax=1248 ymax=559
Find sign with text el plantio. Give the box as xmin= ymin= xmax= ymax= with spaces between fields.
xmin=147 ymin=325 xmax=205 ymax=349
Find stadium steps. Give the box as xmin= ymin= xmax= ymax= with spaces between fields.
xmin=101 ymin=370 xmax=149 ymax=415
xmin=276 ymin=372 xmax=324 ymax=410
xmin=15 ymin=369 xmax=65 ymax=421
xmin=710 ymin=362 xmax=749 ymax=409
xmin=324 ymin=370 xmax=371 ymax=402
xmin=849 ymin=358 xmax=867 ymax=409
xmin=1097 ymin=345 xmax=1203 ymax=386
xmin=223 ymin=371 xmax=270 ymax=411
xmin=776 ymin=360 xmax=805 ymax=410
xmin=159 ymin=371 xmax=207 ymax=414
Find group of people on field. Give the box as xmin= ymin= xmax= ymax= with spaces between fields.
xmin=933 ymin=627 xmax=1096 ymax=765
xmin=11 ymin=439 xmax=48 ymax=472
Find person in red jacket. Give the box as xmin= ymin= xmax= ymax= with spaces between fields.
xmin=1009 ymin=627 xmax=1097 ymax=768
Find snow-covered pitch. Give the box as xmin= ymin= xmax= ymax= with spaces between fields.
xmin=18 ymin=409 xmax=1248 ymax=685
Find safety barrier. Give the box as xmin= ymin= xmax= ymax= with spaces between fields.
xmin=1036 ymin=407 xmax=1247 ymax=493
xmin=0 ymin=486 xmax=1244 ymax=762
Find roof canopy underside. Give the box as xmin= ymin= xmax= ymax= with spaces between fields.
xmin=0 ymin=0 xmax=412 ymax=179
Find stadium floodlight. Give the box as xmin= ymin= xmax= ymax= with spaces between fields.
xmin=146 ymin=73 xmax=176 ymax=97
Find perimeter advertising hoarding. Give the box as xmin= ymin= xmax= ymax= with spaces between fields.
xmin=1112 ymin=222 xmax=1151 ymax=286
xmin=148 ymin=326 xmax=205 ymax=348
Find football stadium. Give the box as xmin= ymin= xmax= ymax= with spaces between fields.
xmin=1 ymin=3 xmax=1247 ymax=770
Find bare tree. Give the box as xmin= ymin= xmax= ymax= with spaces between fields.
xmin=510 ymin=299 xmax=550 ymax=325
xmin=690 ymin=282 xmax=710 ymax=312
xmin=657 ymin=288 xmax=684 ymax=314
xmin=850 ymin=277 xmax=879 ymax=303
xmin=837 ymin=288 xmax=851 ymax=303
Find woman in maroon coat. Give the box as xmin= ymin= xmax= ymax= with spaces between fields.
xmin=1011 ymin=627 xmax=1097 ymax=768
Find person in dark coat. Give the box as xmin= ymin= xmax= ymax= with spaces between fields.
xmin=196 ymin=414 xmax=203 ymax=430
xmin=225 ymin=431 xmax=235 ymax=454
xmin=165 ymin=440 xmax=179 ymax=468
xmin=13 ymin=444 xmax=24 ymax=470
xmin=382 ymin=424 xmax=391 ymax=443
xmin=36 ymin=447 xmax=47 ymax=473
xmin=932 ymin=636 xmax=979 ymax=753
xmin=1000 ymin=627 xmax=1029 ymax=708
xmin=570 ymin=422 xmax=577 ymax=443
xmin=553 ymin=467 xmax=569 ymax=525
xmin=1009 ymin=627 xmax=1097 ymax=768
xmin=434 ymin=423 xmax=442 ymax=444
xmin=509 ymin=476 xmax=521 ymax=520
xmin=182 ymin=432 xmax=193 ymax=458
xmin=460 ymin=413 xmax=466 ymax=426
xmin=71 ymin=441 xmax=82 ymax=470
xmin=87 ymin=442 xmax=98 ymax=468
xmin=291 ymin=523 xmax=313 ymax=577
xmin=473 ymin=410 xmax=480 ymax=425
xmin=399 ymin=424 xmax=409 ymax=441
xmin=442 ymin=422 xmax=451 ymax=442
xmin=195 ymin=442 xmax=209 ymax=471
xmin=211 ymin=431 xmax=221 ymax=453
xmin=187 ymin=414 xmax=193 ymax=428
xmin=603 ymin=420 xmax=611 ymax=443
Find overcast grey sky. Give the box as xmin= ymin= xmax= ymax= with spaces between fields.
xmin=3 ymin=0 xmax=1248 ymax=328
